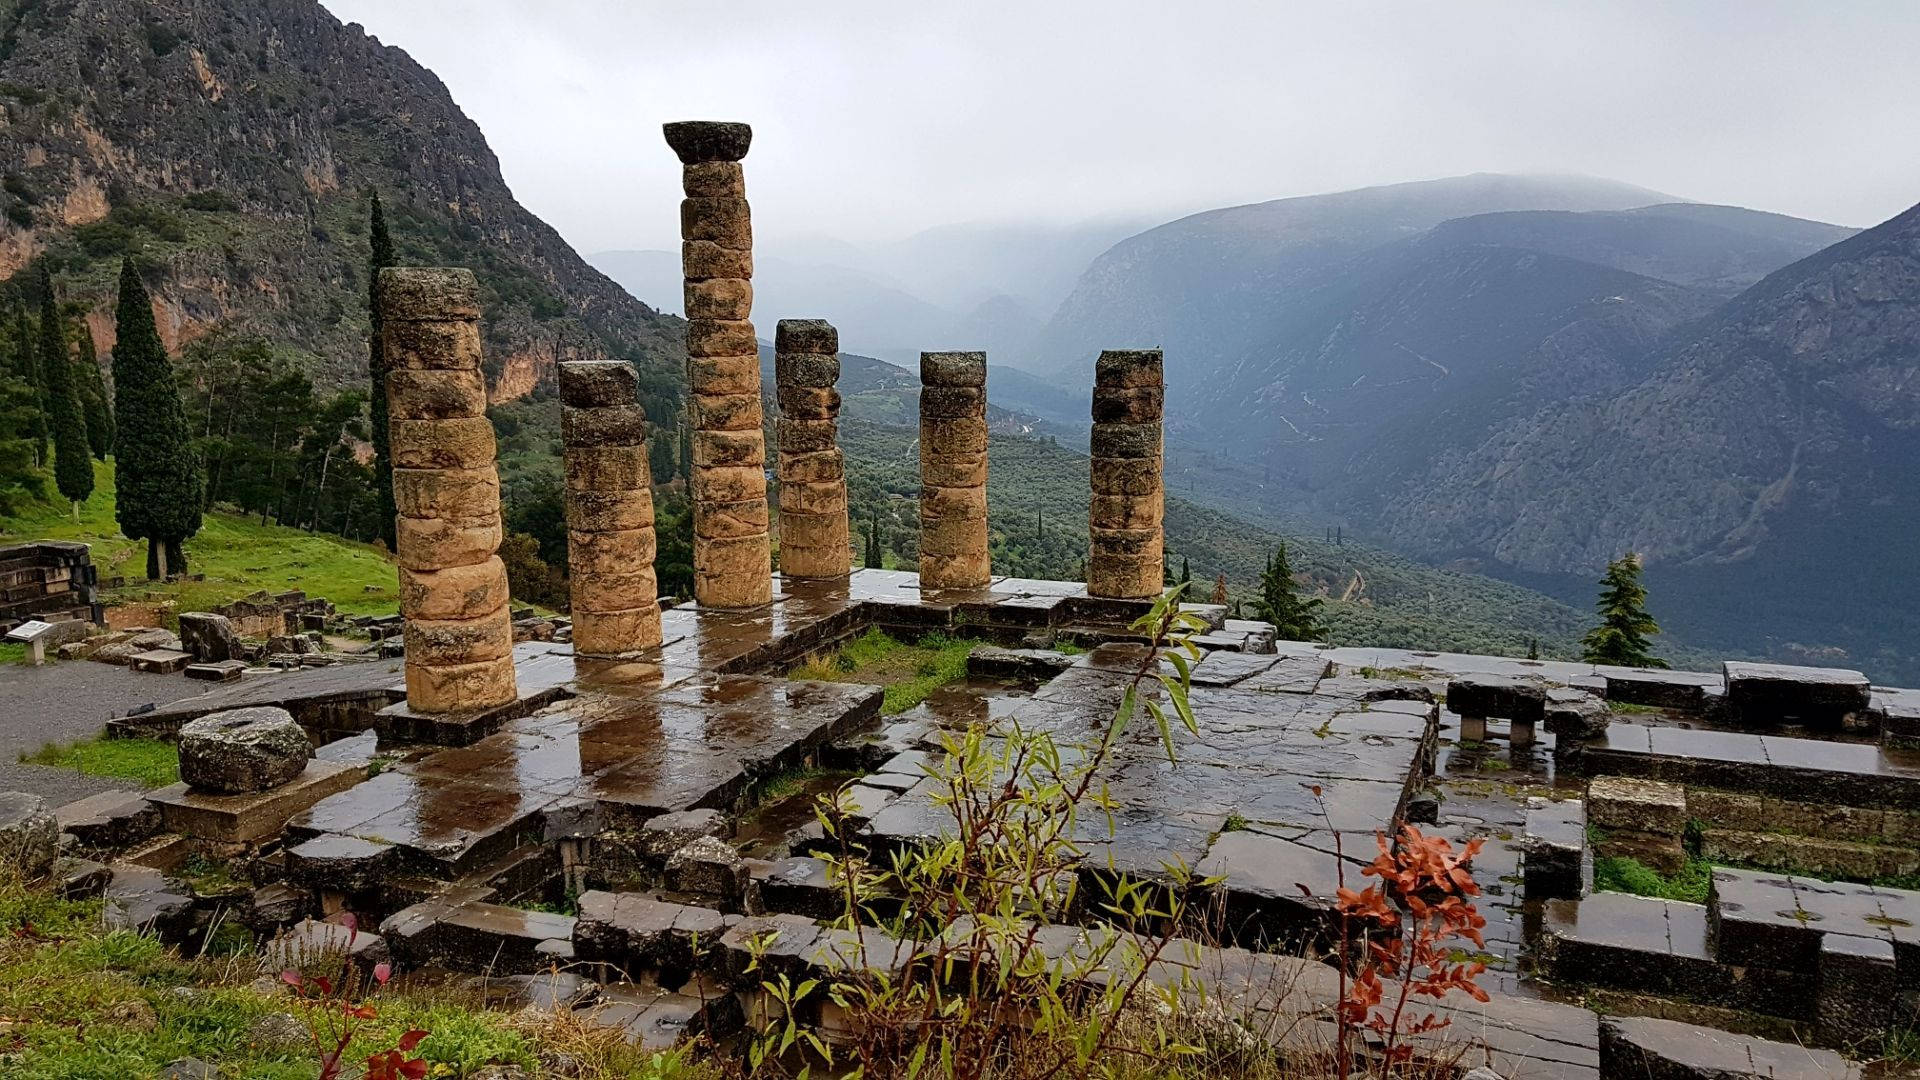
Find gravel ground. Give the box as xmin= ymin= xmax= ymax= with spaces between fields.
xmin=0 ymin=659 xmax=204 ymax=806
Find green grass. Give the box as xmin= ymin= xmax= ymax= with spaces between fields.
xmin=0 ymin=641 xmax=26 ymax=664
xmin=1593 ymin=853 xmax=1714 ymax=904
xmin=1 ymin=459 xmax=399 ymax=619
xmin=790 ymin=628 xmax=976 ymax=715
xmin=1608 ymin=700 xmax=1663 ymax=714
xmin=0 ymin=878 xmax=707 ymax=1080
xmin=22 ymin=736 xmax=181 ymax=789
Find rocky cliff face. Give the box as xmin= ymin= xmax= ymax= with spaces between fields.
xmin=0 ymin=0 xmax=682 ymax=400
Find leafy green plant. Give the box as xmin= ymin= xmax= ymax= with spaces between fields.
xmin=742 ymin=585 xmax=1215 ymax=1079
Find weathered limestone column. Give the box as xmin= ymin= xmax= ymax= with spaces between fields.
xmin=1088 ymin=349 xmax=1164 ymax=599
xmin=665 ymin=120 xmax=771 ymax=609
xmin=560 ymin=360 xmax=660 ymax=655
xmin=775 ymin=319 xmax=849 ymax=579
xmin=379 ymin=267 xmax=517 ymax=713
xmin=918 ymin=352 xmax=990 ymax=589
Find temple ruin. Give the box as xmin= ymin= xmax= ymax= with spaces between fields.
xmin=916 ymin=351 xmax=991 ymax=589
xmin=773 ymin=319 xmax=850 ymax=580
xmin=5 ymin=122 xmax=1917 ymax=1080
xmin=379 ymin=267 xmax=518 ymax=714
xmin=560 ymin=360 xmax=662 ymax=655
xmin=668 ymin=120 xmax=772 ymax=610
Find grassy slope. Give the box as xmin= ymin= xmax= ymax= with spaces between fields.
xmin=1 ymin=459 xmax=399 ymax=619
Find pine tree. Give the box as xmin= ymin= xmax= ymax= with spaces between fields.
xmin=1253 ymin=541 xmax=1322 ymax=641
xmin=1178 ymin=555 xmax=1190 ymax=584
xmin=1526 ymin=637 xmax=1540 ymax=661
xmin=112 ymin=259 xmax=203 ymax=579
xmin=39 ymin=268 xmax=91 ymax=517
xmin=12 ymin=306 xmax=46 ymax=467
xmin=863 ymin=505 xmax=883 ymax=569
xmin=73 ymin=326 xmax=114 ymax=459
xmin=1581 ymin=553 xmax=1666 ymax=668
xmin=1210 ymin=572 xmax=1228 ymax=606
xmin=367 ymin=190 xmax=398 ymax=549
xmin=0 ymin=368 xmax=40 ymax=515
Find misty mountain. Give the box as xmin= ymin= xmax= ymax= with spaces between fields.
xmin=1030 ymin=173 xmax=1678 ymax=385
xmin=1383 ymin=199 xmax=1920 ymax=677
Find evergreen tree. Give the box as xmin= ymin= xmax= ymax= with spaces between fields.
xmin=1252 ymin=541 xmax=1322 ymax=641
xmin=1526 ymin=637 xmax=1540 ymax=661
xmin=1210 ymin=572 xmax=1228 ymax=606
xmin=863 ymin=505 xmax=883 ymax=569
xmin=1178 ymin=555 xmax=1190 ymax=584
xmin=12 ymin=306 xmax=45 ymax=466
xmin=111 ymin=259 xmax=203 ymax=579
xmin=73 ymin=324 xmax=114 ymax=459
xmin=39 ymin=268 xmax=91 ymax=517
xmin=0 ymin=368 xmax=40 ymax=514
xmin=367 ymin=191 xmax=398 ymax=549
xmin=1581 ymin=553 xmax=1666 ymax=668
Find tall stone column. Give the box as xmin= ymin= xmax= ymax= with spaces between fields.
xmin=918 ymin=352 xmax=990 ymax=589
xmin=379 ymin=267 xmax=518 ymax=713
xmin=775 ymin=319 xmax=849 ymax=579
xmin=1088 ymin=349 xmax=1164 ymax=599
xmin=560 ymin=360 xmax=661 ymax=655
xmin=665 ymin=120 xmax=770 ymax=610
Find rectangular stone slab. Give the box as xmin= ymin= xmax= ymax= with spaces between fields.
xmin=148 ymin=760 xmax=364 ymax=843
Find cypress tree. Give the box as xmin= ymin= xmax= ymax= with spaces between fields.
xmin=863 ymin=505 xmax=883 ymax=569
xmin=74 ymin=326 xmax=114 ymax=459
xmin=1581 ymin=553 xmax=1666 ymax=668
xmin=39 ymin=268 xmax=91 ymax=518
xmin=366 ymin=190 xmax=398 ymax=548
xmin=111 ymin=258 xmax=203 ymax=579
xmin=13 ymin=305 xmax=45 ymax=467
xmin=1179 ymin=555 xmax=1191 ymax=584
xmin=1253 ymin=541 xmax=1323 ymax=641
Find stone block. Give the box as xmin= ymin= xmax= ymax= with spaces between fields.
xmin=389 ymin=416 xmax=497 ymax=471
xmin=684 ymin=277 xmax=753 ymax=319
xmin=691 ymin=465 xmax=766 ymax=505
xmin=1090 ymin=385 xmax=1164 ymax=424
xmin=919 ymin=385 xmax=984 ymax=418
xmin=1725 ymin=661 xmax=1871 ymax=724
xmin=567 ymin=489 xmax=656 ymax=533
xmin=56 ymin=790 xmax=162 ymax=850
xmin=1599 ymin=1015 xmax=1856 ymax=1080
xmin=0 ymin=791 xmax=58 ymax=879
xmin=284 ymin=834 xmax=397 ymax=893
xmin=571 ymin=608 xmax=663 ymax=656
xmin=1446 ymin=674 xmax=1547 ymax=721
xmin=692 ymin=391 xmax=763 ymax=432
xmin=1089 ymin=492 xmax=1164 ymax=529
xmin=681 ymin=240 xmax=752 ymax=281
xmin=775 ymin=318 xmax=837 ymax=355
xmin=1588 ymin=776 xmax=1687 ymax=837
xmin=686 ymin=354 xmax=760 ymax=397
xmin=919 ymin=351 xmax=985 ymax=387
xmin=382 ymin=317 xmax=482 ymax=372
xmin=264 ymin=917 xmax=389 ymax=973
xmin=637 ymin=808 xmax=730 ymax=858
xmin=403 ymin=653 xmax=519 ymax=714
xmin=1088 ymin=421 xmax=1160 ymax=460
xmin=920 ymin=419 xmax=987 ymax=457
xmin=682 ymin=160 xmax=744 ymax=197
xmin=1523 ymin=797 xmax=1588 ymax=900
xmin=376 ymin=267 xmax=479 ymax=321
xmin=395 ymin=515 xmax=502 ymax=572
xmin=185 ymin=660 xmax=246 ymax=683
xmin=130 ymin=648 xmax=192 ymax=673
xmin=561 ymin=404 xmax=648 ymax=448
xmin=399 ymin=558 xmax=510 ymax=622
xmin=1605 ymin=669 xmax=1712 ymax=711
xmin=151 ymin=761 xmax=363 ymax=844
xmin=686 ymin=318 xmax=758 ymax=358
xmin=177 ymin=611 xmax=241 ymax=663
xmin=1815 ymin=928 xmax=1897 ymax=1052
xmin=679 ymin=197 xmax=751 ymax=249
xmin=386 ymin=369 xmax=487 ymax=422
xmin=663 ymin=120 xmax=752 ymax=164
xmin=403 ymin=609 xmax=515 ymax=667
xmin=392 ymin=466 xmax=500 ymax=522
xmin=568 ymin=528 xmax=659 ymax=577
xmin=751 ymin=856 xmax=840 ymax=919
xmin=572 ymin=567 xmax=660 ymax=613
xmin=1545 ymin=687 xmax=1610 ymax=741
xmin=564 ymin=443 xmax=652 ymax=492
xmin=664 ymin=836 xmax=749 ymax=903
xmin=780 ymin=450 xmax=844 ymax=486
xmin=179 ymin=707 xmax=311 ymax=794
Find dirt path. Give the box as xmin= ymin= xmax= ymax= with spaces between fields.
xmin=0 ymin=659 xmax=202 ymax=805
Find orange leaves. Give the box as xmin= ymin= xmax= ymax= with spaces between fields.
xmin=1332 ymin=824 xmax=1491 ymax=1071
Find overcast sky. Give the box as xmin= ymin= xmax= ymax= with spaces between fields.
xmin=320 ymin=0 xmax=1920 ymax=255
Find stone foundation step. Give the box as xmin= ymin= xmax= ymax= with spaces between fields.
xmin=1699 ymin=827 xmax=1920 ymax=882
xmin=130 ymin=648 xmax=192 ymax=674
xmin=1600 ymin=1015 xmax=1860 ymax=1079
xmin=383 ymin=896 xmax=575 ymax=975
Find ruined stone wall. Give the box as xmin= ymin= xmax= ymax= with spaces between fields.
xmin=1088 ymin=349 xmax=1164 ymax=599
xmin=667 ymin=121 xmax=771 ymax=609
xmin=379 ymin=267 xmax=518 ymax=713
xmin=775 ymin=320 xmax=850 ymax=579
xmin=560 ymin=361 xmax=662 ymax=655
xmin=918 ymin=352 xmax=990 ymax=589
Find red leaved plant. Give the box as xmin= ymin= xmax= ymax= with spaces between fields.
xmin=1305 ymin=787 xmax=1490 ymax=1080
xmin=278 ymin=913 xmax=429 ymax=1080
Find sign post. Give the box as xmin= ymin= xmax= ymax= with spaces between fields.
xmin=5 ymin=620 xmax=55 ymax=666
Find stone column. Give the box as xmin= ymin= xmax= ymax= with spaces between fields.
xmin=379 ymin=267 xmax=518 ymax=713
xmin=665 ymin=120 xmax=771 ymax=610
xmin=774 ymin=319 xmax=849 ymax=579
xmin=1088 ymin=349 xmax=1164 ymax=599
xmin=560 ymin=360 xmax=660 ymax=655
xmin=918 ymin=352 xmax=990 ymax=589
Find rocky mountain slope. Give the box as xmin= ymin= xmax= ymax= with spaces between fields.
xmin=0 ymin=0 xmax=681 ymax=400
xmin=1389 ymin=200 xmax=1920 ymax=676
